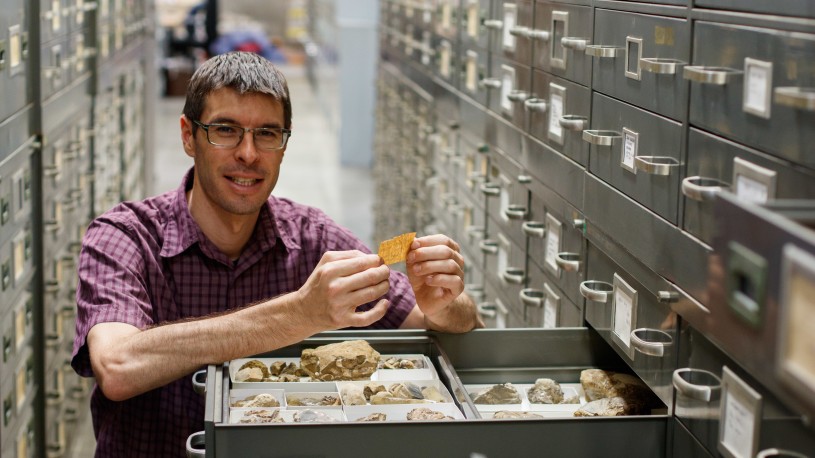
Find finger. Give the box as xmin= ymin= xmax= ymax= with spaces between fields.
xmin=407 ymin=245 xmax=464 ymax=269
xmin=316 ymin=250 xmax=368 ymax=267
xmin=320 ymin=253 xmax=384 ymax=279
xmin=423 ymin=273 xmax=465 ymax=293
xmin=347 ymin=299 xmax=389 ymax=327
xmin=412 ymin=234 xmax=461 ymax=253
xmin=410 ymin=258 xmax=464 ymax=277
xmin=345 ymin=277 xmax=391 ymax=307
xmin=332 ymin=264 xmax=390 ymax=295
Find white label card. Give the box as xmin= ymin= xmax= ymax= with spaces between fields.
xmin=545 ymin=217 xmax=561 ymax=273
xmin=735 ymin=174 xmax=769 ymax=204
xmin=549 ymin=93 xmax=564 ymax=140
xmin=498 ymin=245 xmax=508 ymax=276
xmin=622 ymin=128 xmax=638 ymax=173
xmin=743 ymin=58 xmax=772 ymax=119
xmin=467 ymin=3 xmax=479 ymax=38
xmin=503 ymin=4 xmax=517 ymax=50
xmin=9 ymin=26 xmax=21 ymax=68
xmin=466 ymin=53 xmax=477 ymax=92
xmin=543 ymin=295 xmax=557 ymax=329
xmin=440 ymin=42 xmax=451 ymax=77
xmin=500 ymin=188 xmax=510 ymax=222
xmin=778 ymin=246 xmax=815 ymax=405
xmin=53 ymin=0 xmax=62 ymax=31
xmin=722 ymin=391 xmax=756 ymax=458
xmin=441 ymin=4 xmax=451 ymax=29
xmin=613 ymin=279 xmax=635 ymax=350
xmin=13 ymin=238 xmax=24 ymax=282
xmin=15 ymin=306 xmax=25 ymax=347
xmin=501 ymin=67 xmax=514 ymax=113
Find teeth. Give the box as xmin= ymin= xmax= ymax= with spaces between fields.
xmin=231 ymin=177 xmax=257 ymax=186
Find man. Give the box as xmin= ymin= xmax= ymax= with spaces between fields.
xmin=71 ymin=51 xmax=482 ymax=457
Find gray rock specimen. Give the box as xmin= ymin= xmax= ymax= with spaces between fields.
xmin=300 ymin=340 xmax=381 ymax=381
xmin=493 ymin=411 xmax=545 ymax=420
xmin=526 ymin=378 xmax=564 ymax=404
xmin=341 ymin=384 xmax=367 ymax=406
xmin=406 ymin=407 xmax=454 ymax=421
xmin=472 ymin=383 xmax=522 ymax=404
xmin=293 ymin=409 xmax=337 ymax=423
xmin=356 ymin=413 xmax=388 ymax=422
xmin=239 ymin=409 xmax=284 ymax=424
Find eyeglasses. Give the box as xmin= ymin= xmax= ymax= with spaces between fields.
xmin=192 ymin=120 xmax=291 ymax=150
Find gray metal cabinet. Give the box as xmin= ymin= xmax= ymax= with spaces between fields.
xmin=591 ymin=9 xmax=690 ymax=121
xmin=460 ymin=0 xmax=493 ymax=51
xmin=523 ymin=259 xmax=583 ymax=328
xmin=532 ymin=1 xmax=593 ymax=87
xmin=687 ymin=21 xmax=815 ymax=168
xmin=498 ymin=0 xmax=534 ymax=67
xmin=586 ymin=92 xmax=683 ymax=225
xmin=489 ymin=55 xmax=532 ymax=129
xmin=694 ymin=0 xmax=815 ymax=18
xmin=483 ymin=218 xmax=527 ymax=318
xmin=528 ymin=69 xmax=590 ymax=166
xmin=0 ymin=0 xmax=31 ymax=123
xmin=483 ymin=147 xmax=530 ymax=249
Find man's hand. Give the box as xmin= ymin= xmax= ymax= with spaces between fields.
xmin=296 ymin=250 xmax=390 ymax=330
xmin=405 ymin=235 xmax=466 ymax=319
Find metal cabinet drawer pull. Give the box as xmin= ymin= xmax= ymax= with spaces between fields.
xmin=477 ymin=302 xmax=498 ymax=318
xmin=580 ymin=280 xmax=613 ymax=303
xmin=640 ymin=58 xmax=685 ymax=75
xmin=555 ymin=252 xmax=581 ymax=272
xmin=478 ymin=78 xmax=502 ymax=90
xmin=479 ymin=240 xmax=499 ymax=254
xmin=186 ymin=431 xmax=206 ymax=458
xmin=586 ymin=45 xmax=622 ymax=58
xmin=672 ymin=368 xmax=721 ymax=402
xmin=561 ymin=37 xmax=590 ymax=52
xmin=192 ymin=369 xmax=207 ymax=395
xmin=503 ymin=205 xmax=528 ymax=220
xmin=466 ymin=226 xmax=486 ymax=239
xmin=559 ymin=115 xmax=588 ymax=132
xmin=683 ymin=66 xmax=742 ymax=85
xmin=468 ymin=171 xmax=486 ymax=181
xmin=479 ymin=183 xmax=501 ymax=196
xmin=681 ymin=176 xmax=728 ymax=202
xmin=634 ymin=156 xmax=679 ymax=176
xmin=582 ymin=130 xmax=621 ymax=146
xmin=509 ymin=26 xmax=530 ymax=38
xmin=517 ymin=175 xmax=532 ymax=184
xmin=483 ymin=19 xmax=504 ymax=30
xmin=774 ymin=87 xmax=815 ymax=111
xmin=46 ymin=388 xmax=64 ymax=405
xmin=524 ymin=97 xmax=548 ymax=113
xmin=522 ymin=221 xmax=546 ymax=238
xmin=756 ymin=449 xmax=809 ymax=458
xmin=501 ymin=268 xmax=525 ymax=285
xmin=466 ymin=284 xmax=485 ymax=302
xmin=573 ymin=219 xmax=586 ymax=230
xmin=520 ymin=288 xmax=544 ymax=307
xmin=507 ymin=90 xmax=529 ymax=103
xmin=630 ymin=328 xmax=673 ymax=357
xmin=527 ymin=29 xmax=551 ymax=42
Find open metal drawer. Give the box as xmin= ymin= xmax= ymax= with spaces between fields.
xmin=188 ymin=328 xmax=668 ymax=458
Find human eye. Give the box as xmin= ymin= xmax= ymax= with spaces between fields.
xmin=213 ymin=124 xmax=240 ymax=137
xmin=255 ymin=128 xmax=281 ymax=140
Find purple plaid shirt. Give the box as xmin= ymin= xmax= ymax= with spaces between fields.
xmin=71 ymin=169 xmax=415 ymax=457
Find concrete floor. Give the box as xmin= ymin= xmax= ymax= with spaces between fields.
xmin=68 ymin=63 xmax=373 ymax=456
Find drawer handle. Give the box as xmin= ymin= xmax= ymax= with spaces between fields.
xmin=483 ymin=19 xmax=504 ymax=30
xmin=46 ymin=388 xmax=64 ymax=405
xmin=479 ymin=240 xmax=499 ymax=255
xmin=520 ymin=288 xmax=544 ymax=307
xmin=582 ymin=130 xmax=621 ymax=146
xmin=509 ymin=25 xmax=530 ymax=38
xmin=527 ymin=29 xmax=551 ymax=42
xmin=479 ymin=183 xmax=501 ymax=197
xmin=186 ymin=431 xmax=206 ymax=458
xmin=477 ymin=302 xmax=498 ymax=318
xmin=630 ymin=328 xmax=673 ymax=357
xmin=465 ymin=284 xmax=485 ymax=302
xmin=522 ymin=221 xmax=546 ymax=238
xmin=580 ymin=280 xmax=614 ymax=303
xmin=517 ymin=175 xmax=532 ymax=184
xmin=478 ymin=78 xmax=502 ymax=90
xmin=586 ymin=45 xmax=623 ymax=58
xmin=559 ymin=115 xmax=588 ymax=132
xmin=756 ymin=449 xmax=810 ymax=458
xmin=503 ymin=205 xmax=528 ymax=220
xmin=672 ymin=368 xmax=721 ymax=402
xmin=524 ymin=97 xmax=548 ymax=113
xmin=507 ymin=90 xmax=530 ymax=103
xmin=466 ymin=226 xmax=486 ymax=239
xmin=640 ymin=57 xmax=685 ymax=75
xmin=681 ymin=176 xmax=728 ymax=202
xmin=683 ymin=66 xmax=742 ymax=85
xmin=192 ymin=369 xmax=207 ymax=395
xmin=561 ymin=37 xmax=590 ymax=52
xmin=634 ymin=156 xmax=680 ymax=176
xmin=774 ymin=87 xmax=815 ymax=111
xmin=501 ymin=268 xmax=525 ymax=285
xmin=468 ymin=171 xmax=486 ymax=181
xmin=555 ymin=252 xmax=581 ymax=272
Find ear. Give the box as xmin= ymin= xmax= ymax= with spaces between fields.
xmin=180 ymin=115 xmax=196 ymax=158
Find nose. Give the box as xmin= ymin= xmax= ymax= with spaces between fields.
xmin=234 ymin=130 xmax=260 ymax=165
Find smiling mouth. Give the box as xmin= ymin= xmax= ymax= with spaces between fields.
xmin=229 ymin=177 xmax=260 ymax=186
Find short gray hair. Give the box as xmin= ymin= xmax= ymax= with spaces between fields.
xmin=183 ymin=52 xmax=292 ymax=129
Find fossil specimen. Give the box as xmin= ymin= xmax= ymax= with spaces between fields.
xmin=356 ymin=413 xmax=388 ymax=422
xmin=471 ymin=383 xmax=522 ymax=404
xmin=579 ymin=369 xmax=658 ymax=414
xmin=420 ymin=386 xmax=446 ymax=403
xmin=300 ymin=340 xmax=381 ymax=381
xmin=369 ymin=392 xmax=427 ymax=405
xmin=574 ymin=396 xmax=642 ymax=417
xmin=363 ymin=382 xmax=387 ymax=400
xmin=527 ymin=378 xmax=564 ymax=404
xmin=239 ymin=409 xmax=284 ymax=424
xmin=234 ymin=367 xmax=265 ymax=382
xmin=269 ymin=361 xmax=300 ymax=377
xmin=287 ymin=395 xmax=341 ymax=407
xmin=493 ymin=411 xmax=545 ymax=420
xmin=231 ymin=393 xmax=280 ymax=408
xmin=388 ymin=382 xmax=423 ymax=400
xmin=379 ymin=357 xmax=423 ymax=369
xmin=341 ymin=384 xmax=367 ymax=406
xmin=293 ymin=409 xmax=337 ymax=423
xmin=406 ymin=407 xmax=454 ymax=421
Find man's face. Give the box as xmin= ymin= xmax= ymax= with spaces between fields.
xmin=181 ymin=87 xmax=287 ymax=217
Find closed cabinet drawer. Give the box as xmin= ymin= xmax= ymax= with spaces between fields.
xmin=532 ymin=1 xmax=592 ymax=86
xmin=591 ymin=9 xmax=690 ymax=121
xmin=435 ymin=0 xmax=460 ymax=41
xmin=671 ymin=419 xmax=715 ymax=458
xmin=458 ymin=46 xmax=491 ymax=107
xmin=460 ymin=0 xmax=492 ymax=51
xmin=480 ymin=277 xmax=511 ymax=329
xmin=687 ymin=21 xmax=815 ymax=168
xmin=433 ymin=36 xmax=459 ymax=86
xmin=490 ymin=56 xmax=532 ymax=130
xmin=683 ymin=128 xmax=815 ymax=245
xmin=484 ymin=149 xmax=531 ymax=249
xmin=497 ymin=0 xmax=534 ymax=67
xmin=0 ymin=13 xmax=29 ymax=121
xmin=456 ymin=186 xmax=489 ymax=269
xmin=483 ymin=223 xmax=527 ymax=316
xmin=526 ymin=176 xmax=585 ymax=307
xmin=581 ymin=242 xmax=678 ymax=407
xmin=528 ymin=69 xmax=590 ymax=166
xmin=586 ymin=92 xmax=683 ymax=225
xmin=522 ymin=260 xmax=582 ymax=328
xmin=694 ymin=0 xmax=815 ymax=19
xmin=457 ymin=135 xmax=491 ymax=209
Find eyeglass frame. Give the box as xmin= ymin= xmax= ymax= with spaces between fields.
xmin=192 ymin=119 xmax=292 ymax=150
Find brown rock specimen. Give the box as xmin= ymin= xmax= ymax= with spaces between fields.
xmin=356 ymin=413 xmax=388 ymax=422
xmin=239 ymin=409 xmax=284 ymax=424
xmin=369 ymin=392 xmax=427 ymax=405
xmin=234 ymin=367 xmax=265 ymax=382
xmin=287 ymin=395 xmax=341 ymax=407
xmin=472 ymin=383 xmax=522 ymax=404
xmin=406 ymin=407 xmax=454 ymax=421
xmin=526 ymin=378 xmax=564 ymax=404
xmin=269 ymin=361 xmax=299 ymax=376
xmin=380 ymin=357 xmax=422 ymax=369
xmin=300 ymin=340 xmax=381 ymax=381
xmin=580 ymin=369 xmax=650 ymax=401
xmin=574 ymin=397 xmax=641 ymax=417
xmin=363 ymin=382 xmax=387 ymax=400
xmin=493 ymin=411 xmax=545 ymax=420
xmin=232 ymin=393 xmax=280 ymax=408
